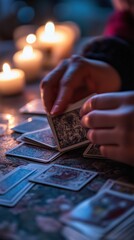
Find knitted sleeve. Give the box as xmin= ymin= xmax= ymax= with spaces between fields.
xmin=83 ymin=37 xmax=134 ymax=91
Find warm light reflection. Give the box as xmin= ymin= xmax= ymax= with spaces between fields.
xmin=0 ymin=114 xmax=15 ymax=130
xmin=27 ymin=117 xmax=32 ymax=122
xmin=22 ymin=45 xmax=33 ymax=58
xmin=3 ymin=63 xmax=11 ymax=73
xmin=26 ymin=34 xmax=36 ymax=44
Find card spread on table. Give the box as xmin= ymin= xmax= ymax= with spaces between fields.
xmin=47 ymin=98 xmax=89 ymax=152
xmin=0 ymin=167 xmax=35 ymax=194
xmin=99 ymin=179 xmax=134 ymax=198
xmin=17 ymin=127 xmax=57 ymax=149
xmin=106 ymin=211 xmax=134 ymax=240
xmin=0 ymin=164 xmax=49 ymax=207
xmin=0 ymin=178 xmax=34 ymax=207
xmin=61 ymin=190 xmax=134 ymax=237
xmin=19 ymin=99 xmax=46 ymax=115
xmin=6 ymin=143 xmax=62 ymax=163
xmin=83 ymin=143 xmax=105 ymax=159
xmin=11 ymin=116 xmax=49 ymax=133
xmin=29 ymin=164 xmax=97 ymax=191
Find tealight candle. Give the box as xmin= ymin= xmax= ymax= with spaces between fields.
xmin=13 ymin=45 xmax=43 ymax=82
xmin=36 ymin=21 xmax=80 ymax=67
xmin=16 ymin=33 xmax=38 ymax=50
xmin=0 ymin=63 xmax=25 ymax=96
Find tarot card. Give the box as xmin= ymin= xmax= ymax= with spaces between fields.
xmin=61 ymin=190 xmax=134 ymax=237
xmin=19 ymin=99 xmax=46 ymax=115
xmin=30 ymin=164 xmax=97 ymax=191
xmin=99 ymin=179 xmax=134 ymax=198
xmin=47 ymin=98 xmax=89 ymax=152
xmin=11 ymin=116 xmax=49 ymax=133
xmin=83 ymin=143 xmax=106 ymax=159
xmin=0 ymin=166 xmax=35 ymax=194
xmin=62 ymin=220 xmax=101 ymax=240
xmin=106 ymin=211 xmax=134 ymax=240
xmin=0 ymin=178 xmax=34 ymax=207
xmin=22 ymin=128 xmax=57 ymax=149
xmin=6 ymin=143 xmax=62 ymax=163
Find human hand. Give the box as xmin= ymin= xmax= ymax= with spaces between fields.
xmin=81 ymin=91 xmax=134 ymax=166
xmin=41 ymin=55 xmax=121 ymax=115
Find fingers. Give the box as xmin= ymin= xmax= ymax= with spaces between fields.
xmin=100 ymin=145 xmax=134 ymax=166
xmin=41 ymin=59 xmax=69 ymax=113
xmin=81 ymin=110 xmax=117 ymax=128
xmin=80 ymin=93 xmax=121 ymax=117
xmin=87 ymin=129 xmax=118 ymax=145
xmin=80 ymin=91 xmax=134 ymax=117
xmin=51 ymin=55 xmax=91 ymax=115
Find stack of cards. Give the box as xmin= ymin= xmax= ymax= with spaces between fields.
xmin=17 ymin=127 xmax=57 ymax=149
xmin=11 ymin=116 xmax=49 ymax=134
xmin=6 ymin=116 xmax=62 ymax=164
xmin=0 ymin=164 xmax=48 ymax=207
xmin=61 ymin=180 xmax=134 ymax=239
xmin=6 ymin=98 xmax=91 ymax=164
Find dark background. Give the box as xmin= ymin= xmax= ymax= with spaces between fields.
xmin=0 ymin=0 xmax=113 ymax=39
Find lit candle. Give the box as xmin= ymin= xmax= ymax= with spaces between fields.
xmin=0 ymin=63 xmax=25 ymax=96
xmin=13 ymin=45 xmax=43 ymax=82
xmin=36 ymin=21 xmax=80 ymax=66
xmin=16 ymin=33 xmax=38 ymax=50
xmin=37 ymin=21 xmax=64 ymax=49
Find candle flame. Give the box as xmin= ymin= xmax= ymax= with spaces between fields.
xmin=3 ymin=63 xmax=11 ymax=73
xmin=26 ymin=34 xmax=36 ymax=44
xmin=22 ymin=45 xmax=33 ymax=57
xmin=44 ymin=21 xmax=55 ymax=35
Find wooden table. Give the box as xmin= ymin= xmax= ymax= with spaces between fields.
xmin=0 ymin=42 xmax=134 ymax=240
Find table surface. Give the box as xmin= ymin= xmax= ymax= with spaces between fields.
xmin=0 ymin=43 xmax=134 ymax=240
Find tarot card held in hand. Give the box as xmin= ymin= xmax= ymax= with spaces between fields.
xmin=19 ymin=99 xmax=46 ymax=115
xmin=83 ymin=143 xmax=106 ymax=159
xmin=6 ymin=143 xmax=62 ymax=163
xmin=29 ymin=164 xmax=97 ymax=191
xmin=11 ymin=116 xmax=49 ymax=133
xmin=47 ymin=98 xmax=89 ymax=152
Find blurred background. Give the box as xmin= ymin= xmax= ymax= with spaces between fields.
xmin=0 ymin=0 xmax=113 ymax=39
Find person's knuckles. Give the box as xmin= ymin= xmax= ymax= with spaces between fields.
xmin=81 ymin=112 xmax=95 ymax=128
xmin=70 ymin=54 xmax=90 ymax=70
xmin=87 ymin=130 xmax=97 ymax=143
xmin=118 ymin=106 xmax=134 ymax=129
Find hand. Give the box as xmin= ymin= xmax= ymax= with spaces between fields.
xmin=81 ymin=91 xmax=134 ymax=166
xmin=41 ymin=55 xmax=121 ymax=115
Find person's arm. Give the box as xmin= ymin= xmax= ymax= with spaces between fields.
xmin=80 ymin=91 xmax=134 ymax=166
xmin=83 ymin=37 xmax=134 ymax=91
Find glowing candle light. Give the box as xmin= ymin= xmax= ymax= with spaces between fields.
xmin=0 ymin=63 xmax=25 ymax=96
xmin=13 ymin=45 xmax=43 ymax=82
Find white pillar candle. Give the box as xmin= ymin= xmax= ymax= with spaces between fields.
xmin=13 ymin=45 xmax=43 ymax=82
xmin=0 ymin=63 xmax=25 ymax=96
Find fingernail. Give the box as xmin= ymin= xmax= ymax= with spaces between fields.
xmin=50 ymin=105 xmax=59 ymax=115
